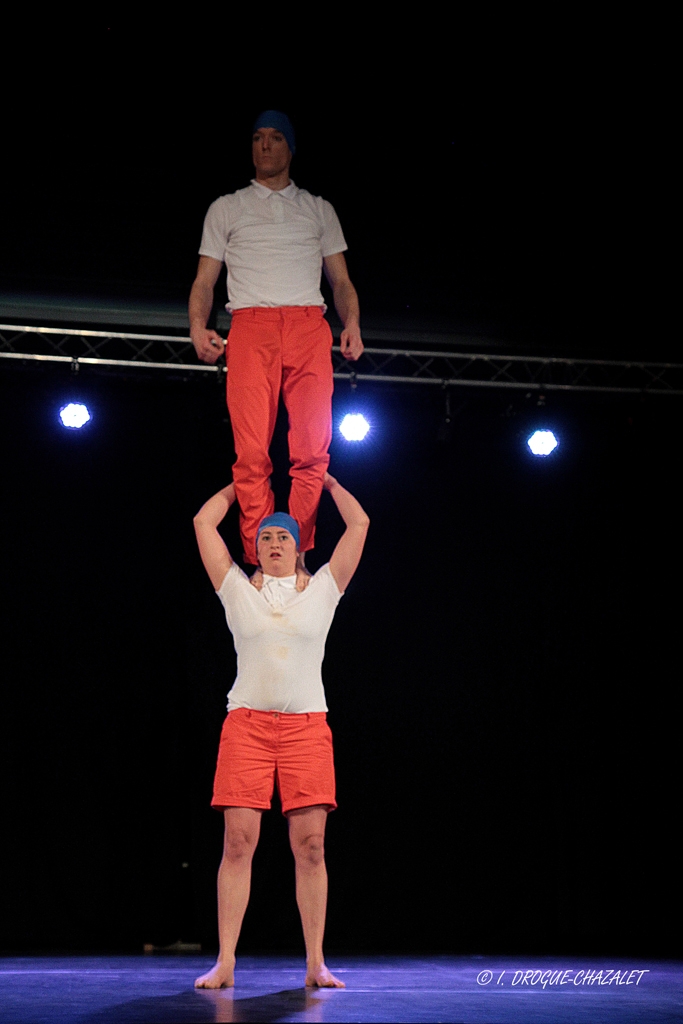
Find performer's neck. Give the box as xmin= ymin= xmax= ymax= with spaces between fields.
xmin=254 ymin=171 xmax=291 ymax=192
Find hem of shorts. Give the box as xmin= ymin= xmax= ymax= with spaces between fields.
xmin=211 ymin=799 xmax=272 ymax=811
xmin=281 ymin=799 xmax=337 ymax=815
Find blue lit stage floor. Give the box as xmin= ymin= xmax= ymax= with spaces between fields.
xmin=1 ymin=954 xmax=681 ymax=1023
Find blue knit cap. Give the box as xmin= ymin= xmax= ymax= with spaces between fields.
xmin=257 ymin=512 xmax=300 ymax=550
xmin=253 ymin=110 xmax=296 ymax=155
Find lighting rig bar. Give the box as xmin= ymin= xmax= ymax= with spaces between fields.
xmin=2 ymin=324 xmax=682 ymax=395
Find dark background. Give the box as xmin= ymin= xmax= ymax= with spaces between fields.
xmin=2 ymin=23 xmax=673 ymax=354
xmin=1 ymin=24 xmax=679 ymax=957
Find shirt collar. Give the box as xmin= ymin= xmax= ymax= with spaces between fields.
xmin=262 ymin=573 xmax=297 ymax=588
xmin=260 ymin=572 xmax=298 ymax=608
xmin=250 ymin=179 xmax=298 ymax=199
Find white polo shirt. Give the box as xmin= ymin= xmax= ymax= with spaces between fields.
xmin=199 ymin=180 xmax=347 ymax=311
xmin=217 ymin=562 xmax=343 ymax=714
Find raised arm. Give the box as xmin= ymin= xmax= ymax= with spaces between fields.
xmin=323 ymin=252 xmax=363 ymax=361
xmin=325 ymin=473 xmax=370 ymax=592
xmin=189 ymin=256 xmax=226 ymax=364
xmin=193 ymin=483 xmax=236 ymax=590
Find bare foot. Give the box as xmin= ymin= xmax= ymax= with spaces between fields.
xmin=194 ymin=958 xmax=235 ymax=989
xmin=305 ymin=963 xmax=345 ymax=988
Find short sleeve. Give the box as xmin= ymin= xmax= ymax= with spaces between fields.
xmin=320 ymin=200 xmax=348 ymax=258
xmin=199 ymin=197 xmax=231 ymax=261
xmin=216 ymin=562 xmax=249 ymax=606
xmin=312 ymin=563 xmax=344 ymax=602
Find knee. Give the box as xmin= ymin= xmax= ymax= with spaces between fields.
xmin=291 ymin=832 xmax=325 ymax=868
xmin=233 ymin=442 xmax=270 ymax=467
xmin=223 ymin=830 xmax=257 ymax=865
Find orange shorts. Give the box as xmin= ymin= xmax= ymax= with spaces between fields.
xmin=211 ymin=708 xmax=337 ymax=814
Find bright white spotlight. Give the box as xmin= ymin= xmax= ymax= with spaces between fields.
xmin=59 ymin=403 xmax=91 ymax=429
xmin=527 ymin=429 xmax=558 ymax=456
xmin=339 ymin=413 xmax=370 ymax=441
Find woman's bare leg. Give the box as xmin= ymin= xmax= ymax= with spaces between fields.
xmin=287 ymin=805 xmax=345 ymax=988
xmin=195 ymin=807 xmax=263 ymax=989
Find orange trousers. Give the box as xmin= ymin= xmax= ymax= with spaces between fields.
xmin=226 ymin=306 xmax=334 ymax=565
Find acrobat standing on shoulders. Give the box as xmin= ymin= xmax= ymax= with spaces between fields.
xmin=189 ymin=110 xmax=363 ymax=572
xmin=192 ymin=472 xmax=369 ymax=989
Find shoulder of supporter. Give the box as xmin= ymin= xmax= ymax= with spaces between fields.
xmin=309 ymin=562 xmax=344 ymax=599
xmin=216 ymin=561 xmax=250 ymax=601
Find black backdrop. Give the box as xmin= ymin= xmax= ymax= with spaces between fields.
xmin=1 ymin=361 xmax=679 ymax=957
xmin=2 ymin=27 xmax=672 ymax=359
xmin=1 ymin=22 xmax=677 ymax=958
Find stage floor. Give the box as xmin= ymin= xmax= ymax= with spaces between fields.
xmin=0 ymin=954 xmax=680 ymax=1023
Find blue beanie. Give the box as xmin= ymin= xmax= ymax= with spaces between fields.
xmin=257 ymin=512 xmax=300 ymax=550
xmin=253 ymin=110 xmax=296 ymax=155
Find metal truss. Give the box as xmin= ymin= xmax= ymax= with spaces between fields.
xmin=2 ymin=323 xmax=683 ymax=395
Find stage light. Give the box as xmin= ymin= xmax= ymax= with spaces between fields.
xmin=340 ymin=413 xmax=370 ymax=441
xmin=527 ymin=429 xmax=558 ymax=456
xmin=59 ymin=403 xmax=91 ymax=429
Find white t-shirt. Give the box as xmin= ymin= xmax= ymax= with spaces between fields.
xmin=199 ymin=180 xmax=347 ymax=311
xmin=217 ymin=562 xmax=343 ymax=713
